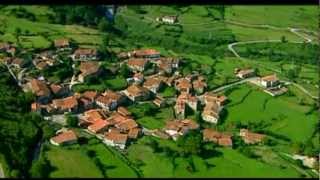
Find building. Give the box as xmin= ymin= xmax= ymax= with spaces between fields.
xmin=50 ymin=130 xmax=78 ymax=146
xmin=235 ymin=68 xmax=256 ymax=79
xmin=157 ymin=16 xmax=178 ymax=24
xmin=96 ymin=90 xmax=125 ymax=111
xmin=164 ymin=119 xmax=199 ymax=141
xmin=115 ymin=118 xmax=138 ymax=133
xmin=192 ymin=77 xmax=207 ymax=94
xmin=239 ymin=129 xmax=265 ymax=144
xmin=104 ymin=131 xmax=128 ymax=149
xmin=52 ymin=96 xmax=78 ymax=113
xmin=54 ymin=38 xmax=70 ymax=50
xmin=88 ymin=119 xmax=110 ymax=134
xmin=203 ymin=92 xmax=228 ymax=106
xmin=117 ymin=106 xmax=132 ymax=117
xmin=175 ymin=78 xmax=192 ymax=93
xmin=202 ymin=101 xmax=222 ymax=124
xmin=132 ymin=49 xmax=160 ymax=59
xmin=128 ymin=128 xmax=141 ymax=139
xmin=122 ymin=84 xmax=150 ymax=102
xmin=127 ymin=58 xmax=148 ymax=72
xmin=153 ymin=95 xmax=166 ymax=107
xmin=174 ymin=92 xmax=198 ymax=119
xmin=72 ymin=48 xmax=98 ymax=61
xmin=203 ymin=129 xmax=232 ymax=147
xmin=28 ymin=79 xmax=51 ymax=103
xmin=143 ymin=76 xmax=163 ymax=94
xmin=50 ymin=84 xmax=68 ymax=97
xmin=80 ymin=109 xmax=107 ymax=126
xmin=11 ymin=58 xmax=28 ymax=69
xmin=156 ymin=57 xmax=179 ymax=74
xmin=78 ymin=61 xmax=101 ymax=82
xmin=260 ymin=74 xmax=280 ymax=88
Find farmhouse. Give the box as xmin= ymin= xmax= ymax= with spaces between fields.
xmin=203 ymin=129 xmax=233 ymax=147
xmin=143 ymin=76 xmax=164 ymax=94
xmin=127 ymin=58 xmax=148 ymax=72
xmin=78 ymin=61 xmax=101 ymax=83
xmin=202 ymin=101 xmax=222 ymax=124
xmin=28 ymin=79 xmax=51 ymax=103
xmin=175 ymin=78 xmax=192 ymax=93
xmin=122 ymin=84 xmax=150 ymax=102
xmin=132 ymin=49 xmax=160 ymax=59
xmin=52 ymin=96 xmax=78 ymax=113
xmin=164 ymin=119 xmax=199 ymax=140
xmin=54 ymin=38 xmax=70 ymax=50
xmin=72 ymin=48 xmax=98 ymax=61
xmin=239 ymin=129 xmax=265 ymax=144
xmin=96 ymin=90 xmax=125 ymax=111
xmin=50 ymin=130 xmax=78 ymax=146
xmin=260 ymin=74 xmax=280 ymax=88
xmin=235 ymin=68 xmax=256 ymax=79
xmin=88 ymin=119 xmax=110 ymax=134
xmin=104 ymin=131 xmax=128 ymax=149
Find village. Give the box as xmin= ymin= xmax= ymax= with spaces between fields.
xmin=0 ymin=37 xmax=317 ymax=170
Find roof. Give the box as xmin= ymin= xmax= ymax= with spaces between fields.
xmin=261 ymin=74 xmax=278 ymax=82
xmin=74 ymin=48 xmax=97 ymax=56
xmin=96 ymin=91 xmax=122 ymax=105
xmin=203 ymin=129 xmax=232 ymax=146
xmin=115 ymin=119 xmax=138 ymax=131
xmin=165 ymin=119 xmax=199 ymax=132
xmin=126 ymin=84 xmax=149 ymax=97
xmin=88 ymin=119 xmax=110 ymax=133
xmin=176 ymin=78 xmax=192 ymax=91
xmin=105 ymin=131 xmax=128 ymax=144
xmin=84 ymin=109 xmax=106 ymax=123
xmin=54 ymin=38 xmax=70 ymax=48
xmin=79 ymin=61 xmax=100 ymax=76
xmin=127 ymin=58 xmax=148 ymax=68
xmin=143 ymin=77 xmax=162 ymax=88
xmin=51 ymin=130 xmax=77 ymax=144
xmin=133 ymin=72 xmax=144 ymax=79
xmin=202 ymin=101 xmax=220 ymax=117
xmin=133 ymin=49 xmax=160 ymax=57
xmin=30 ymin=79 xmax=51 ymax=97
xmin=240 ymin=129 xmax=265 ymax=144
xmin=237 ymin=69 xmax=255 ymax=75
xmin=11 ymin=58 xmax=24 ymax=66
xmin=52 ymin=96 xmax=78 ymax=110
xmin=193 ymin=79 xmax=207 ymax=89
xmin=204 ymin=92 xmax=227 ymax=104
xmin=117 ymin=106 xmax=131 ymax=116
xmin=50 ymin=84 xmax=63 ymax=94
xmin=82 ymin=91 xmax=98 ymax=101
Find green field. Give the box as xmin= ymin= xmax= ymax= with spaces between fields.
xmin=223 ymin=84 xmax=317 ymax=143
xmin=0 ymin=153 xmax=9 ymax=178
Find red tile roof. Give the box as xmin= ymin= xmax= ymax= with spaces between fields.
xmin=261 ymin=74 xmax=278 ymax=82
xmin=52 ymin=96 xmax=78 ymax=110
xmin=30 ymin=79 xmax=51 ymax=97
xmin=88 ymin=120 xmax=110 ymax=133
xmin=51 ymin=130 xmax=77 ymax=145
xmin=105 ymin=131 xmax=128 ymax=144
xmin=54 ymin=38 xmax=70 ymax=48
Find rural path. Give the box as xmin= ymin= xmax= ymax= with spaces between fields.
xmin=211 ymin=77 xmax=259 ymax=93
xmin=0 ymin=163 xmax=4 ymax=178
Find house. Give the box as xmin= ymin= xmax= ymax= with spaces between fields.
xmin=132 ymin=49 xmax=160 ymax=59
xmin=78 ymin=61 xmax=101 ymax=82
xmin=28 ymin=79 xmax=51 ymax=103
xmin=156 ymin=57 xmax=179 ymax=74
xmin=239 ymin=129 xmax=265 ymax=144
xmin=127 ymin=72 xmax=144 ymax=85
xmin=143 ymin=76 xmax=163 ymax=94
xmin=50 ymin=84 xmax=68 ymax=97
xmin=115 ymin=118 xmax=138 ymax=132
xmin=117 ymin=106 xmax=132 ymax=117
xmin=202 ymin=101 xmax=222 ymax=124
xmin=192 ymin=77 xmax=207 ymax=94
xmin=203 ymin=92 xmax=228 ymax=106
xmin=88 ymin=119 xmax=110 ymax=134
xmin=175 ymin=78 xmax=192 ymax=93
xmin=122 ymin=84 xmax=150 ymax=102
xmin=164 ymin=119 xmax=199 ymax=140
xmin=80 ymin=109 xmax=107 ymax=127
xmin=34 ymin=60 xmax=49 ymax=70
xmin=104 ymin=131 xmax=128 ymax=149
xmin=127 ymin=58 xmax=148 ymax=72
xmin=96 ymin=90 xmax=125 ymax=111
xmin=203 ymin=129 xmax=232 ymax=147
xmin=38 ymin=51 xmax=56 ymax=60
xmin=50 ymin=130 xmax=78 ymax=146
xmin=174 ymin=92 xmax=198 ymax=119
xmin=52 ymin=96 xmax=78 ymax=113
xmin=0 ymin=43 xmax=16 ymax=55
xmin=117 ymin=52 xmax=130 ymax=60
xmin=72 ymin=48 xmax=98 ymax=61
xmin=82 ymin=91 xmax=98 ymax=102
xmin=235 ymin=68 xmax=256 ymax=79
xmin=153 ymin=95 xmax=165 ymax=107
xmin=260 ymin=74 xmax=280 ymax=88
xmin=128 ymin=128 xmax=141 ymax=139
xmin=54 ymin=38 xmax=70 ymax=50
xmin=157 ymin=16 xmax=178 ymax=24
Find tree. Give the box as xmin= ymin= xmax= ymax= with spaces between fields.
xmin=29 ymin=156 xmax=53 ymax=178
xmin=98 ymin=18 xmax=111 ymax=32
xmin=281 ymin=36 xmax=287 ymax=43
xmin=41 ymin=124 xmax=55 ymax=140
xmin=65 ymin=113 xmax=78 ymax=127
xmin=177 ymin=130 xmax=202 ymax=156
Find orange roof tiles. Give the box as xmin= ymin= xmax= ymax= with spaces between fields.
xmin=51 ymin=130 xmax=77 ymax=144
